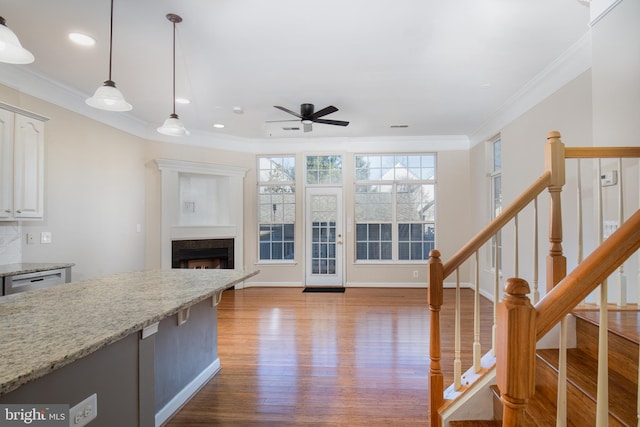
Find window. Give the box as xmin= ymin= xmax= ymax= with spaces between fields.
xmin=490 ymin=137 xmax=502 ymax=269
xmin=258 ymin=156 xmax=295 ymax=261
xmin=306 ymin=155 xmax=343 ymax=185
xmin=355 ymin=154 xmax=436 ymax=261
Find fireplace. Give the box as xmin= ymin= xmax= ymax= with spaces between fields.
xmin=172 ymin=238 xmax=234 ymax=269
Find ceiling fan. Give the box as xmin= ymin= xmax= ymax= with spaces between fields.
xmin=270 ymin=103 xmax=349 ymax=132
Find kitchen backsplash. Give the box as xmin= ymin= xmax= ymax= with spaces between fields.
xmin=0 ymin=223 xmax=22 ymax=265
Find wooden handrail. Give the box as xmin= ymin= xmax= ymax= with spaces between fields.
xmin=535 ymin=208 xmax=640 ymax=339
xmin=443 ymin=172 xmax=551 ymax=278
xmin=565 ymin=146 xmax=640 ymax=158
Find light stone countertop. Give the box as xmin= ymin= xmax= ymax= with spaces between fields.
xmin=0 ymin=268 xmax=258 ymax=396
xmin=0 ymin=263 xmax=75 ymax=277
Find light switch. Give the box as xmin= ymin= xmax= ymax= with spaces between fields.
xmin=41 ymin=231 xmax=52 ymax=244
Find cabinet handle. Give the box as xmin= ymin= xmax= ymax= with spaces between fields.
xmin=4 ymin=209 xmax=10 ymax=213
xmin=15 ymin=210 xmax=21 ymax=213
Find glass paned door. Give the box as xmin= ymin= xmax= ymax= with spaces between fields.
xmin=305 ymin=187 xmax=343 ymax=286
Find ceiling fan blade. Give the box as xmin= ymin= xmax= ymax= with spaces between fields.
xmin=274 ymin=105 xmax=303 ymax=119
xmin=314 ymin=118 xmax=349 ymax=127
xmin=311 ymin=105 xmax=338 ymax=119
xmin=303 ymin=122 xmax=312 ymax=132
xmin=265 ymin=119 xmax=300 ymax=123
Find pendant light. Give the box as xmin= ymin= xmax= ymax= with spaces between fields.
xmin=0 ymin=16 xmax=34 ymax=64
xmin=157 ymin=14 xmax=189 ymax=136
xmin=86 ymin=0 xmax=132 ymax=112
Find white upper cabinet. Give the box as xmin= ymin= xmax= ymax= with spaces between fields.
xmin=0 ymin=104 xmax=47 ymax=221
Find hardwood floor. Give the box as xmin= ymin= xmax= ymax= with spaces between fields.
xmin=165 ymin=287 xmax=494 ymax=426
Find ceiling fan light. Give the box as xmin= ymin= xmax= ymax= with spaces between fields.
xmin=86 ymin=80 xmax=132 ymax=111
xmin=0 ymin=17 xmax=34 ymax=64
xmin=158 ymin=114 xmax=190 ymax=136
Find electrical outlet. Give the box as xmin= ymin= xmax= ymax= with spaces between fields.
xmin=26 ymin=233 xmax=35 ymax=244
xmin=413 ymin=270 xmax=419 ymax=278
xmin=69 ymin=393 xmax=97 ymax=427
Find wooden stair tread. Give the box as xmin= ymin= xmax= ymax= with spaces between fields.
xmin=524 ymin=385 xmax=559 ymax=426
xmin=537 ymin=347 xmax=638 ymax=424
xmin=572 ymin=309 xmax=640 ymax=345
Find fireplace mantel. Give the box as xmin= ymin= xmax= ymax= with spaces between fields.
xmin=156 ymin=159 xmax=248 ymax=269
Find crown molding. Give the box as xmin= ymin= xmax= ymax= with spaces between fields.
xmin=469 ymin=31 xmax=592 ymax=147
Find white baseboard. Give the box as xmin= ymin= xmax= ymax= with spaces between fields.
xmin=240 ymin=281 xmax=473 ymax=289
xmin=155 ymin=358 xmax=221 ymax=427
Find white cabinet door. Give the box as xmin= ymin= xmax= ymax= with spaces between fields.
xmin=0 ymin=106 xmax=46 ymax=221
xmin=13 ymin=114 xmax=44 ymax=219
xmin=0 ymin=109 xmax=14 ymax=219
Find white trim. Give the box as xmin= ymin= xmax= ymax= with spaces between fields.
xmin=0 ymin=63 xmax=469 ymax=153
xmin=589 ymin=0 xmax=623 ymax=26
xmin=155 ymin=159 xmax=248 ymax=177
xmin=170 ymin=225 xmax=236 ymax=240
xmin=239 ymin=281 xmax=473 ymax=289
xmin=155 ymin=358 xmax=221 ymax=427
xmin=242 ymin=281 xmax=303 ymax=288
xmin=469 ymin=32 xmax=592 ymax=146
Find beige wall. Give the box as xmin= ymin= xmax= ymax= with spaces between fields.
xmin=5 ymin=89 xmax=147 ymax=281
xmin=1 ymin=86 xmax=474 ymax=287
xmin=469 ymin=70 xmax=593 ymax=300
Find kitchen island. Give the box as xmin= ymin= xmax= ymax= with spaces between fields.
xmin=0 ymin=268 xmax=258 ymax=426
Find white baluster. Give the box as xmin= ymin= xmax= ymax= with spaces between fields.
xmin=595 ymin=280 xmax=609 ymax=426
xmin=617 ymin=158 xmax=627 ymax=307
xmin=557 ymin=316 xmax=568 ymax=427
xmin=454 ymin=268 xmax=462 ymax=390
xmin=532 ymin=197 xmax=540 ymax=304
xmin=576 ymin=160 xmax=585 ymax=307
xmin=595 ymin=159 xmax=603 ymax=305
xmin=473 ymin=250 xmax=481 ymax=372
xmin=492 ymin=233 xmax=499 ymax=357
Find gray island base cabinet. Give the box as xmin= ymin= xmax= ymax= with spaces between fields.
xmin=0 ymin=268 xmax=258 ymax=427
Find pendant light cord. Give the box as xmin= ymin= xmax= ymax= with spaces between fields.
xmin=172 ymin=18 xmax=176 ymax=116
xmin=108 ymin=0 xmax=114 ymax=82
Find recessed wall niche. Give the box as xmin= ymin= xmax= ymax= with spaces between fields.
xmin=179 ymin=172 xmax=231 ymax=226
xmin=155 ymin=159 xmax=248 ymax=270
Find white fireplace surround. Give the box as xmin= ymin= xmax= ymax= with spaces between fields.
xmin=155 ymin=159 xmax=248 ymax=270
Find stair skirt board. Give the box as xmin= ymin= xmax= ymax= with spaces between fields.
xmin=440 ymin=367 xmax=497 ymax=425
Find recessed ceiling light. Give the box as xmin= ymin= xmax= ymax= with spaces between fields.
xmin=213 ymin=123 xmax=225 ymax=129
xmin=68 ymin=32 xmax=96 ymax=47
xmin=232 ymin=106 xmax=244 ymax=114
xmin=175 ymin=97 xmax=191 ymax=104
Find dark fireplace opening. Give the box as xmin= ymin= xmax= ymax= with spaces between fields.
xmin=172 ymin=238 xmax=234 ymax=269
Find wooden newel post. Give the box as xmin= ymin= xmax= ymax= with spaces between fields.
xmin=545 ymin=131 xmax=567 ymax=291
xmin=497 ymin=278 xmax=536 ymax=426
xmin=428 ymin=249 xmax=444 ymax=427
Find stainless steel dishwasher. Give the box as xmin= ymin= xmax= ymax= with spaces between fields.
xmin=3 ymin=267 xmax=71 ymax=295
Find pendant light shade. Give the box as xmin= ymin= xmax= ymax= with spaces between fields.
xmin=158 ymin=113 xmax=190 ymax=136
xmin=0 ymin=16 xmax=34 ymax=64
xmin=157 ymin=14 xmax=189 ymax=136
xmin=86 ymin=80 xmax=132 ymax=111
xmin=86 ymin=0 xmax=132 ymax=112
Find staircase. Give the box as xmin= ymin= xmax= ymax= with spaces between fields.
xmin=450 ymin=310 xmax=640 ymax=426
xmin=429 ymin=134 xmax=640 ymax=426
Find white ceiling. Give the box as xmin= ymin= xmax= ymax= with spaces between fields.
xmin=0 ymin=0 xmax=591 ymax=144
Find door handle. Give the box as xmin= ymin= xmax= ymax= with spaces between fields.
xmin=337 ymin=241 xmax=343 ymax=245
